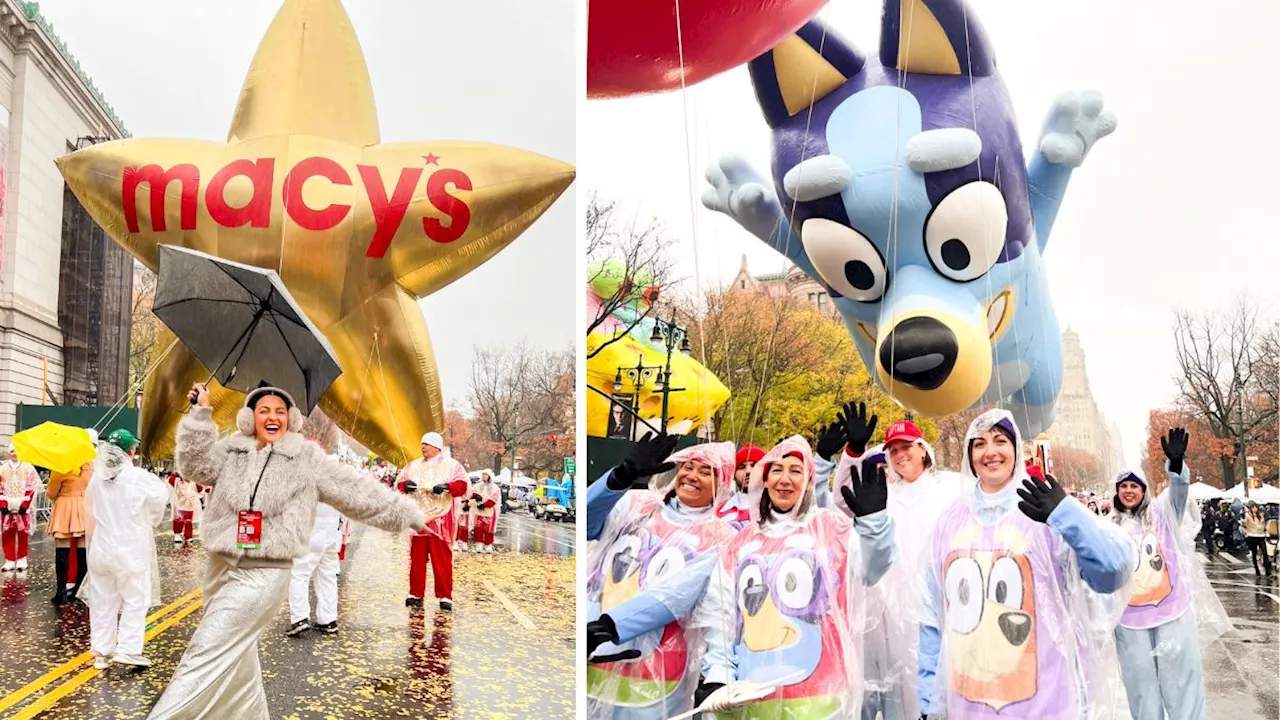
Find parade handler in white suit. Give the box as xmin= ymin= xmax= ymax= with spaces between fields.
xmin=86 ymin=429 xmax=170 ymax=669
xmin=286 ymin=500 xmax=344 ymax=636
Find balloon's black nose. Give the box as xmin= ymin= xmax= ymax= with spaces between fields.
xmin=878 ymin=317 xmax=958 ymax=390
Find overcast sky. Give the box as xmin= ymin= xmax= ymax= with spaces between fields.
xmin=582 ymin=0 xmax=1280 ymax=466
xmin=39 ymin=0 xmax=575 ymax=410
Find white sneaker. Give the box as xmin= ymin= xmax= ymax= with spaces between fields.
xmin=1 ymin=560 xmax=14 ymax=571
xmin=92 ymin=655 xmax=110 ymax=670
xmin=15 ymin=558 xmax=27 ymax=570
xmin=452 ymin=541 xmax=463 ymax=552
xmin=111 ymin=654 xmax=151 ymax=667
xmin=173 ymin=535 xmax=183 ymax=544
xmin=438 ymin=598 xmax=453 ymax=611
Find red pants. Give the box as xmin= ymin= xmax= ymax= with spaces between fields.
xmin=408 ymin=533 xmax=453 ymax=600
xmin=1 ymin=528 xmax=28 ymax=561
xmin=455 ymin=521 xmax=469 ymax=543
xmin=173 ymin=511 xmax=194 ymax=540
xmin=473 ymin=517 xmax=495 ymax=546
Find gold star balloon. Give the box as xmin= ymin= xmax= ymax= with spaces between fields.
xmin=55 ymin=0 xmax=574 ymax=464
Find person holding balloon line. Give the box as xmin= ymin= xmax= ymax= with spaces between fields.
xmin=396 ymin=432 xmax=469 ymax=610
xmin=146 ymin=383 xmax=425 ymax=720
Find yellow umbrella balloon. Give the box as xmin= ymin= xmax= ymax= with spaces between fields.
xmin=586 ymin=332 xmax=729 ymax=438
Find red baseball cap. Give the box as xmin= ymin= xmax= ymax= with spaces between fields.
xmin=736 ymin=444 xmax=765 ymax=467
xmin=883 ymin=420 xmax=924 ymax=447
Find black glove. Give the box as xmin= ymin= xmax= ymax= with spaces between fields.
xmin=1161 ymin=427 xmax=1189 ymax=475
xmin=0 ymin=507 xmax=8 ymax=516
xmin=814 ymin=421 xmax=845 ymax=460
xmin=841 ymin=457 xmax=888 ymax=517
xmin=586 ymin=614 xmax=619 ymax=658
xmin=608 ymin=434 xmax=680 ymax=491
xmin=401 ymin=479 xmax=418 ymax=494
xmin=1017 ymin=473 xmax=1067 ymax=524
xmin=431 ymin=483 xmax=449 ymax=495
xmin=17 ymin=506 xmax=26 ymax=515
xmin=694 ymin=681 xmax=726 ymax=708
xmin=470 ymin=493 xmax=482 ymax=502
xmin=839 ymin=402 xmax=878 ymax=456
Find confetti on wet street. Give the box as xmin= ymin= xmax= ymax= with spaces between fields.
xmin=0 ymin=512 xmax=576 ymax=718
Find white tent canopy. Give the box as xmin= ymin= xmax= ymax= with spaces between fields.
xmin=1221 ymin=482 xmax=1280 ymax=504
xmin=1187 ymin=482 xmax=1224 ymax=501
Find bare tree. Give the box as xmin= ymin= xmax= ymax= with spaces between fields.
xmin=1172 ymin=298 xmax=1277 ymax=489
xmin=930 ymin=406 xmax=988 ymax=470
xmin=586 ymin=192 xmax=678 ymax=359
xmin=469 ymin=342 xmax=574 ymax=476
xmin=129 ymin=266 xmax=160 ymax=405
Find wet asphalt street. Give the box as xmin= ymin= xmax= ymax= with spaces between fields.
xmin=1198 ymin=549 xmax=1279 ymax=719
xmin=0 ymin=510 xmax=576 ymax=719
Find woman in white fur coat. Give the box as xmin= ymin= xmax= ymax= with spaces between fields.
xmin=146 ymin=384 xmax=426 ymax=720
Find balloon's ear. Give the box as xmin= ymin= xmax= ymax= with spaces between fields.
xmin=748 ymin=19 xmax=865 ymax=129
xmin=879 ymin=0 xmax=997 ymax=76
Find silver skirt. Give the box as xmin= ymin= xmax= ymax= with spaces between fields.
xmin=147 ymin=554 xmax=290 ymax=719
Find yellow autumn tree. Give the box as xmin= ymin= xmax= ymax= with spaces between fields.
xmin=686 ymin=287 xmax=936 ymax=450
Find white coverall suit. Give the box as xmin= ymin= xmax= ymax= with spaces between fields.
xmin=289 ymin=502 xmax=344 ymax=626
xmin=87 ymin=446 xmax=169 ymax=659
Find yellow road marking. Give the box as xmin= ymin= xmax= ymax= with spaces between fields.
xmin=481 ymin=579 xmax=536 ymax=631
xmin=0 ymin=586 xmax=202 ymax=714
xmin=11 ymin=598 xmax=204 ymax=720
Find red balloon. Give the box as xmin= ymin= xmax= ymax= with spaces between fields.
xmin=588 ymin=0 xmax=827 ymax=99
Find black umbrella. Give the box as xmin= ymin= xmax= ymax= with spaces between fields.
xmin=152 ymin=245 xmax=342 ymax=413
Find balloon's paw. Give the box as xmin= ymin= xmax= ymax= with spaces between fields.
xmin=1038 ymin=90 xmax=1116 ymax=168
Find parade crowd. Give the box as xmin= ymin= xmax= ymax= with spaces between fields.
xmin=585 ymin=402 xmax=1233 ymax=720
xmin=2 ymin=382 xmax=514 ymax=719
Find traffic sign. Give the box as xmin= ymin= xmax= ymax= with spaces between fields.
xmin=564 ymin=457 xmax=576 ymax=475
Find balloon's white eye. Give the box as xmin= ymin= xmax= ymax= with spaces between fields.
xmin=645 ymin=546 xmax=686 ymax=587
xmin=775 ymin=556 xmax=816 ymax=610
xmin=604 ymin=535 xmax=641 ymax=585
xmin=987 ymin=556 xmax=1025 ymax=610
xmin=737 ymin=563 xmax=765 ymax=609
xmin=801 ymin=218 xmax=887 ymax=302
xmin=924 ymin=181 xmax=1008 ymax=282
xmin=944 ymin=556 xmax=983 ymax=635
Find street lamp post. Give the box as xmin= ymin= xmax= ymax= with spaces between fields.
xmin=610 ymin=309 xmax=692 ymax=437
xmin=649 ymin=308 xmax=691 ymax=435
xmin=613 ymin=357 xmax=661 ymax=437
xmin=1237 ymin=379 xmax=1249 ymax=500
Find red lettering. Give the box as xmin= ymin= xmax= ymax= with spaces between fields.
xmin=122 ymin=164 xmax=200 ymax=232
xmin=205 ymin=158 xmax=274 ymax=228
xmin=283 ymin=157 xmax=352 ymax=231
xmin=423 ymin=169 xmax=472 ymax=244
xmin=360 ymin=165 xmax=423 ymax=258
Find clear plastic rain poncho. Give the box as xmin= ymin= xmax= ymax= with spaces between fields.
xmin=586 ymin=441 xmax=739 ymax=719
xmin=1108 ymin=465 xmax=1231 ymax=716
xmin=831 ymin=437 xmax=971 ymax=719
xmin=920 ymin=409 xmax=1135 ymax=720
xmin=693 ymin=436 xmax=895 ymax=719
xmin=83 ymin=443 xmax=171 ymax=609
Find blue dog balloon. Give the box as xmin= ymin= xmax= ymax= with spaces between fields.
xmin=703 ymin=0 xmax=1114 ymax=437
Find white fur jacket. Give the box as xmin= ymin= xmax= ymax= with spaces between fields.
xmin=175 ymin=405 xmax=425 ymax=562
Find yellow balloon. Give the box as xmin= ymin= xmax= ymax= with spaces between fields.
xmin=55 ymin=0 xmax=574 ymax=465
xmin=586 ymin=332 xmax=730 ymax=438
